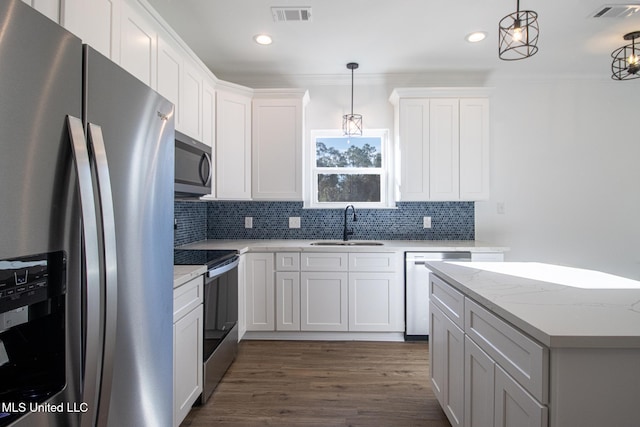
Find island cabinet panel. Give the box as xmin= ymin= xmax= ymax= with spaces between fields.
xmin=464 ymin=336 xmax=495 ymax=427
xmin=430 ymin=302 xmax=465 ymax=427
xmin=430 ymin=274 xmax=464 ymax=329
xmin=494 ymin=365 xmax=548 ymax=427
xmin=430 ymin=273 xmax=548 ymax=427
xmin=465 ymin=298 xmax=548 ymax=403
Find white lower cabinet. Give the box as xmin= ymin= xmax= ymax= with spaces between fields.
xmin=300 ymin=272 xmax=348 ymax=331
xmin=430 ymin=274 xmax=548 ymax=427
xmin=349 ymin=272 xmax=398 ymax=331
xmin=244 ymin=251 xmax=403 ymax=334
xmin=276 ymin=271 xmax=301 ymax=331
xmin=173 ymin=275 xmax=203 ymax=427
xmin=244 ymin=253 xmax=275 ymax=331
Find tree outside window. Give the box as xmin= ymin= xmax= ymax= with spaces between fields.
xmin=307 ymin=130 xmax=392 ymax=208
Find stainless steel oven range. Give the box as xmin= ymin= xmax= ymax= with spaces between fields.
xmin=174 ymin=249 xmax=239 ymax=404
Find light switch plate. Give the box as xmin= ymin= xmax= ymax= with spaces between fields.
xmin=423 ymin=216 xmax=432 ymax=229
xmin=289 ymin=217 xmax=301 ymax=228
xmin=245 ymin=217 xmax=253 ymax=228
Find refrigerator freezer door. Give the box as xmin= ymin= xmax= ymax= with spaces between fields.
xmin=83 ymin=46 xmax=175 ymax=427
xmin=0 ymin=1 xmax=84 ymax=426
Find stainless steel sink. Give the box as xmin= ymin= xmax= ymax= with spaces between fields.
xmin=310 ymin=241 xmax=384 ymax=246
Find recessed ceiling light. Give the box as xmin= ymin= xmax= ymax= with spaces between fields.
xmin=254 ymin=34 xmax=273 ymax=45
xmin=466 ymin=32 xmax=487 ymax=43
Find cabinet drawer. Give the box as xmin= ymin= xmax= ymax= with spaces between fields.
xmin=173 ymin=275 xmax=203 ymax=322
xmin=348 ymin=252 xmax=397 ymax=272
xmin=465 ymin=298 xmax=548 ymax=403
xmin=275 ymin=252 xmax=300 ymax=271
xmin=430 ymin=274 xmax=464 ymax=329
xmin=301 ymin=253 xmax=348 ymax=271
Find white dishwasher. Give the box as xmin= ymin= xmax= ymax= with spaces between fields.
xmin=405 ymin=252 xmax=471 ymax=340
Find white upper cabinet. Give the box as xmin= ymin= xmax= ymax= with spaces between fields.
xmin=23 ymin=0 xmax=60 ymax=23
xmin=429 ymin=98 xmax=460 ymax=201
xmin=119 ymin=1 xmax=157 ymax=88
xmin=181 ymin=60 xmax=203 ymax=141
xmin=62 ymin=0 xmax=120 ymax=59
xmin=459 ymin=98 xmax=490 ymax=200
xmin=252 ymin=90 xmax=309 ymax=200
xmin=201 ymin=80 xmax=216 ymax=148
xmin=156 ymin=36 xmax=182 ymax=128
xmin=390 ymin=88 xmax=491 ymax=201
xmin=216 ymin=87 xmax=252 ymax=199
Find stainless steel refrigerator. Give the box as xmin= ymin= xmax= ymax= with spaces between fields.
xmin=0 ymin=1 xmax=174 ymax=426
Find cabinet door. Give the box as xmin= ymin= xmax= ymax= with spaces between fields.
xmin=429 ymin=98 xmax=460 ymax=201
xmin=62 ymin=0 xmax=119 ymax=59
xmin=182 ymin=61 xmax=203 ymax=141
xmin=24 ymin=0 xmax=59 ymax=23
xmin=430 ymin=302 xmax=464 ymax=427
xmin=348 ymin=272 xmax=400 ymax=332
xmin=244 ymin=253 xmax=275 ymax=331
xmin=157 ymin=36 xmax=182 ymax=129
xmin=252 ymin=98 xmax=303 ymax=200
xmin=300 ymin=272 xmax=348 ymax=331
xmin=494 ymin=365 xmax=548 ymax=427
xmin=459 ymin=98 xmax=490 ymax=201
xmin=174 ymin=305 xmax=203 ymax=427
xmin=119 ymin=1 xmax=156 ymax=88
xmin=464 ymin=336 xmax=495 ymax=427
xmin=216 ymin=89 xmax=252 ymax=199
xmin=276 ymin=272 xmax=300 ymax=331
xmin=398 ymin=98 xmax=430 ymax=201
xmin=202 ymin=80 xmax=216 ymax=148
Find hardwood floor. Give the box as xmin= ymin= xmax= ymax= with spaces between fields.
xmin=180 ymin=340 xmax=451 ymax=427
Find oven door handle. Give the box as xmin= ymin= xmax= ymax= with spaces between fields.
xmin=208 ymin=256 xmax=240 ymax=279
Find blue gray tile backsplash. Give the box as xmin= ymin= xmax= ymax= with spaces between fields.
xmin=175 ymin=201 xmax=474 ymax=246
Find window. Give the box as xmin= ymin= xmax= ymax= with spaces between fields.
xmin=306 ymin=129 xmax=393 ymax=208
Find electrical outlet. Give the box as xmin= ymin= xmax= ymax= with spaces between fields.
xmin=423 ymin=216 xmax=432 ymax=229
xmin=289 ymin=217 xmax=301 ymax=229
xmin=244 ymin=217 xmax=253 ymax=228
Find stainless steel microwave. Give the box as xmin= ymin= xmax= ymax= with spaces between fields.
xmin=175 ymin=130 xmax=212 ymax=197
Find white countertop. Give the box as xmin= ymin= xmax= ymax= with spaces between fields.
xmin=173 ymin=264 xmax=207 ymax=288
xmin=177 ymin=239 xmax=508 ymax=253
xmin=426 ymin=261 xmax=640 ymax=349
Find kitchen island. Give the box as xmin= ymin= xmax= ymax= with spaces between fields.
xmin=426 ymin=261 xmax=640 ymax=427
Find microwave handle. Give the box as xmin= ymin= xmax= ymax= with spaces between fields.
xmin=199 ymin=152 xmax=212 ymax=186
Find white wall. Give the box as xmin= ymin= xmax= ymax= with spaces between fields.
xmin=301 ymin=74 xmax=640 ymax=280
xmin=476 ymin=77 xmax=640 ymax=280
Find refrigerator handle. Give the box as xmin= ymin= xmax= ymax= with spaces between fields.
xmin=87 ymin=123 xmax=119 ymax=427
xmin=66 ymin=116 xmax=103 ymax=427
xmin=199 ymin=152 xmax=212 ymax=186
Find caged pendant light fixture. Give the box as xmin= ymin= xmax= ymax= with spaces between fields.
xmin=611 ymin=31 xmax=640 ymax=80
xmin=342 ymin=62 xmax=363 ymax=136
xmin=498 ymin=0 xmax=539 ymax=60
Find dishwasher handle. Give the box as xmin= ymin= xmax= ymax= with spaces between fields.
xmin=407 ymin=252 xmax=472 ymax=265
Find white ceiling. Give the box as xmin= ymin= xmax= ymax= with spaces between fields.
xmin=146 ymin=0 xmax=640 ymax=86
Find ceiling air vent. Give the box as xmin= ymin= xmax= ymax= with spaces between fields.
xmin=271 ymin=7 xmax=312 ymax=22
xmin=591 ymin=4 xmax=640 ymax=18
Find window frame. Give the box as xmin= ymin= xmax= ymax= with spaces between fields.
xmin=305 ymin=129 xmax=394 ymax=209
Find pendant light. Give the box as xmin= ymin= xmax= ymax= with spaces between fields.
xmin=611 ymin=31 xmax=640 ymax=80
xmin=498 ymin=0 xmax=539 ymax=60
xmin=342 ymin=62 xmax=363 ymax=136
